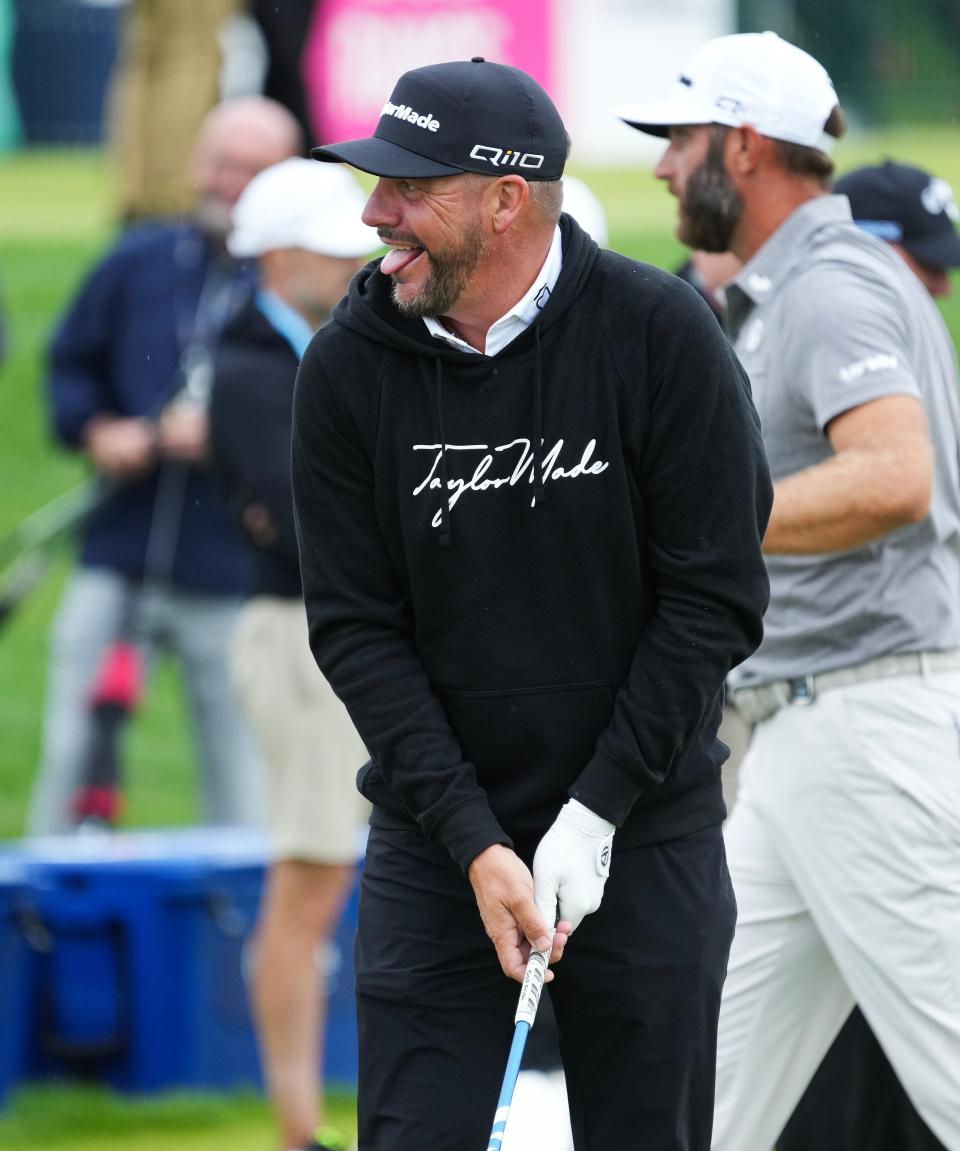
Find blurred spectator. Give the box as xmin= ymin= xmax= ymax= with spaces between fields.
xmin=561 ymin=175 xmax=609 ymax=247
xmin=250 ymin=0 xmax=316 ymax=148
xmin=208 ymin=157 xmax=379 ymax=1151
xmin=27 ymin=97 xmax=301 ymax=838
xmin=835 ymin=159 xmax=960 ymax=298
xmin=107 ymin=0 xmax=243 ymax=222
xmin=674 ymin=250 xmax=741 ymax=320
xmin=777 ymin=158 xmax=960 ymax=1151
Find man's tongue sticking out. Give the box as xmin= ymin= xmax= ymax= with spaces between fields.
xmin=380 ymin=246 xmax=424 ymax=275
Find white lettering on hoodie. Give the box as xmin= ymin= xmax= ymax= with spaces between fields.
xmin=412 ymin=437 xmax=609 ymax=527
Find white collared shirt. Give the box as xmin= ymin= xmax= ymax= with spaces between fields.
xmin=423 ymin=225 xmax=563 ymax=357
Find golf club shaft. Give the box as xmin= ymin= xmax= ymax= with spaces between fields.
xmin=485 ymin=946 xmax=550 ymax=1150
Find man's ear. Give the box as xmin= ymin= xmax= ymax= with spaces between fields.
xmin=488 ymin=175 xmax=528 ymax=234
xmin=727 ymin=125 xmax=767 ymax=176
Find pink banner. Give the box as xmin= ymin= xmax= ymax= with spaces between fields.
xmin=303 ymin=0 xmax=554 ymax=146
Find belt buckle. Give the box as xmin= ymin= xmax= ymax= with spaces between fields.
xmin=788 ymin=674 xmax=816 ymax=706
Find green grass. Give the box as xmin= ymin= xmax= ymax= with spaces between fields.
xmin=2 ymin=130 xmax=960 ymax=1145
xmin=0 ymin=1084 xmax=357 ymax=1150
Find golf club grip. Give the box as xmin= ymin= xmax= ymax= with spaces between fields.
xmin=485 ymin=947 xmax=551 ymax=1150
xmin=514 ymin=945 xmax=549 ymax=1026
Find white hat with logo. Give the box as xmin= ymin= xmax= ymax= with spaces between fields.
xmin=228 ymin=157 xmax=381 ymax=259
xmin=616 ymin=31 xmax=839 ymax=152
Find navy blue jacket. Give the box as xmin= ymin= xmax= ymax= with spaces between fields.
xmin=47 ymin=222 xmax=253 ymax=594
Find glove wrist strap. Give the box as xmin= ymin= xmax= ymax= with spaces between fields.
xmin=561 ymin=798 xmax=616 ymax=839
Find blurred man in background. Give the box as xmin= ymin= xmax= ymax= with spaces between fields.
xmin=836 ymin=159 xmax=960 ymax=298
xmin=674 ymin=250 xmax=740 ymax=322
xmin=623 ymin=31 xmax=960 ymax=1151
xmin=28 ymin=96 xmax=300 ymax=837
xmin=209 ymin=157 xmax=379 ymax=1151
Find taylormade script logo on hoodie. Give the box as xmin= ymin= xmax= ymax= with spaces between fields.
xmin=412 ymin=436 xmax=609 ymax=527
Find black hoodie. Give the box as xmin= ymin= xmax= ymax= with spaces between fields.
xmin=292 ymin=214 xmax=772 ymax=872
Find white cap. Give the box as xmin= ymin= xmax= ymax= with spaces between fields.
xmin=562 ymin=175 xmax=609 ymax=246
xmin=616 ymin=31 xmax=839 ymax=153
xmin=228 ymin=157 xmax=382 ymax=259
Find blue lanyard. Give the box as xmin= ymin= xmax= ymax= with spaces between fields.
xmin=255 ymin=290 xmax=315 ymax=360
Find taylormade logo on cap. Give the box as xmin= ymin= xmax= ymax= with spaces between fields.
xmin=311 ymin=58 xmax=568 ymax=182
xmin=380 ymin=101 xmax=440 ymax=133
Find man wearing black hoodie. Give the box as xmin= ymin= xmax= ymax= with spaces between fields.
xmin=293 ymin=59 xmax=772 ymax=1151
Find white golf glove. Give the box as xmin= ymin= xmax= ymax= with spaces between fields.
xmin=533 ymin=799 xmax=616 ymax=933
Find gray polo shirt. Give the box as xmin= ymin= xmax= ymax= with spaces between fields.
xmin=726 ymin=195 xmax=960 ymax=688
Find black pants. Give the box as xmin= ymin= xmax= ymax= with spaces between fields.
xmin=777 ymin=1007 xmax=946 ymax=1151
xmin=356 ymin=823 xmax=736 ymax=1151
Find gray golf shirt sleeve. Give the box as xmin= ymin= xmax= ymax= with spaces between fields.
xmin=779 ymin=262 xmax=921 ymax=433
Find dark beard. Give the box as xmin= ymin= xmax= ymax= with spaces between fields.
xmin=678 ymin=129 xmax=742 ymax=253
xmin=392 ymin=224 xmax=487 ymax=319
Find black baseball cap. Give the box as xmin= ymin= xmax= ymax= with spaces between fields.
xmin=834 ymin=160 xmax=960 ymax=269
xmin=311 ymin=57 xmax=567 ymax=181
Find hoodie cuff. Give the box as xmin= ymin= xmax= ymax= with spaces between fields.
xmin=433 ymin=798 xmax=513 ymax=874
xmin=570 ymin=751 xmax=645 ymax=827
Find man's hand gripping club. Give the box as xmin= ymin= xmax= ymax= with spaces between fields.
xmin=467 ymin=798 xmax=614 ymax=982
xmin=468 ymin=846 xmax=571 ymax=983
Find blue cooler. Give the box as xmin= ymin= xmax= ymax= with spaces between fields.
xmin=0 ymin=828 xmax=362 ymax=1095
xmin=17 ymin=829 xmax=266 ymax=1092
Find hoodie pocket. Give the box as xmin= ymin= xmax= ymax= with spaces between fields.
xmin=437 ymin=680 xmax=613 ymax=822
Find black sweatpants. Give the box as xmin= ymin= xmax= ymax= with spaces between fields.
xmin=355 ymin=822 xmax=736 ymax=1151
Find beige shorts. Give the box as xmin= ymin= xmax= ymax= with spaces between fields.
xmin=230 ymin=597 xmax=370 ymax=863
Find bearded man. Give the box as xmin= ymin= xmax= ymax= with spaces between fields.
xmin=621 ymin=31 xmax=960 ymax=1151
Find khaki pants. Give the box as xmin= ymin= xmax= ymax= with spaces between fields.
xmin=108 ymin=0 xmax=241 ymax=220
xmin=230 ymin=597 xmax=369 ymax=863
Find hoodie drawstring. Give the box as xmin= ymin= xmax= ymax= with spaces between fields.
xmin=431 ymin=325 xmax=546 ymax=547
xmin=434 ymin=358 xmax=452 ymax=548
xmin=533 ymin=324 xmax=546 ymax=506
